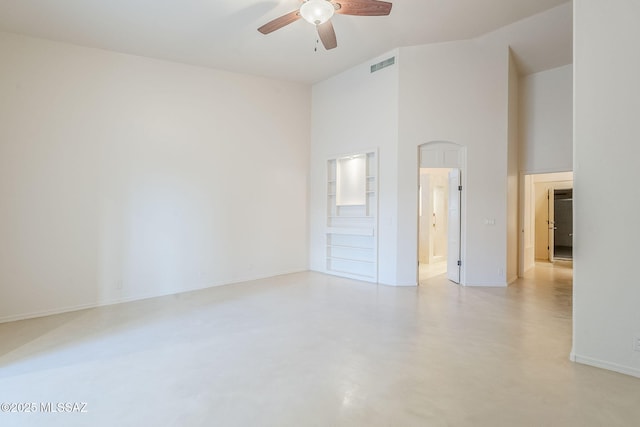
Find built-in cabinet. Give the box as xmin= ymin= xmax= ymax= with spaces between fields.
xmin=326 ymin=150 xmax=378 ymax=282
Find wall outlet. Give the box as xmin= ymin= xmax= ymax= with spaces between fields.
xmin=634 ymin=336 xmax=640 ymax=352
xmin=116 ymin=279 xmax=123 ymax=290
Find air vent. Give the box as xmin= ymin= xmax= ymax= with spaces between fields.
xmin=370 ymin=56 xmax=395 ymax=73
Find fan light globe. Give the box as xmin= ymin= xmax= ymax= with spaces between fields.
xmin=300 ymin=0 xmax=335 ymax=25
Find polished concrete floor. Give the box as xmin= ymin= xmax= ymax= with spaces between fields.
xmin=1 ymin=262 xmax=639 ymax=426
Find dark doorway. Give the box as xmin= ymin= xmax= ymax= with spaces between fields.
xmin=553 ymin=189 xmax=573 ymax=260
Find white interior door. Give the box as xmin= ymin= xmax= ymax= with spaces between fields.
xmin=447 ymin=169 xmax=461 ymax=283
xmin=548 ymin=188 xmax=555 ymax=262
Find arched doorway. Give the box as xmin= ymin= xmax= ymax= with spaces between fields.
xmin=418 ymin=142 xmax=466 ymax=284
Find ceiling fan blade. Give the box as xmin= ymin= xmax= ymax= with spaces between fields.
xmin=317 ymin=20 xmax=338 ymax=50
xmin=258 ymin=10 xmax=301 ymax=34
xmin=334 ymin=0 xmax=392 ymax=16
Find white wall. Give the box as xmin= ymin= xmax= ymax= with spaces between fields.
xmin=507 ymin=52 xmax=519 ymax=284
xmin=397 ymin=39 xmax=510 ymax=286
xmin=309 ymin=50 xmax=399 ymax=285
xmin=518 ymin=65 xmax=572 ymax=275
xmin=573 ymin=1 xmax=640 ymax=377
xmin=418 ymin=173 xmax=431 ymax=264
xmin=520 ymin=174 xmax=535 ymax=274
xmin=533 ymin=181 xmax=549 ymax=260
xmin=0 ymin=32 xmax=311 ymax=322
xmin=312 ymin=39 xmax=513 ymax=287
xmin=519 ymin=64 xmax=573 ymax=174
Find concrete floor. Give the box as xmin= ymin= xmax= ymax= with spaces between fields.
xmin=1 ymin=262 xmax=639 ymax=426
xmin=418 ymin=260 xmax=448 ymax=280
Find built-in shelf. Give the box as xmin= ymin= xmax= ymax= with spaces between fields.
xmin=326 ymin=150 xmax=378 ymax=283
xmin=326 ymin=227 xmax=374 ymax=236
xmin=327 ymin=244 xmax=374 ymax=250
xmin=327 ymin=256 xmax=375 ymax=264
xmin=329 ymin=193 xmax=374 ymax=197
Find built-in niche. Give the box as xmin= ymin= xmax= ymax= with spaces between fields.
xmin=336 ymin=155 xmax=366 ymax=206
xmin=326 ymin=150 xmax=378 ymax=282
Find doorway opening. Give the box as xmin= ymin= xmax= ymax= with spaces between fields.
xmin=519 ymin=171 xmax=573 ymax=275
xmin=418 ymin=168 xmax=461 ymax=283
xmin=419 ymin=168 xmax=449 ymax=280
xmin=418 ymin=141 xmax=465 ymax=285
xmin=551 ymin=188 xmax=573 ymax=260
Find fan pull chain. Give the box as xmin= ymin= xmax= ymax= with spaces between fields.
xmin=314 ymin=38 xmax=319 ymax=52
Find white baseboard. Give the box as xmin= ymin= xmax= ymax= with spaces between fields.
xmin=381 ymin=281 xmax=417 ymax=287
xmin=573 ymin=354 xmax=640 ymax=379
xmin=313 ymin=267 xmax=421 ymax=287
xmin=0 ymin=302 xmax=104 ymax=324
xmin=0 ymin=268 xmax=307 ymax=324
xmin=464 ymin=281 xmax=508 ymax=287
xmin=318 ymin=269 xmax=378 ymax=284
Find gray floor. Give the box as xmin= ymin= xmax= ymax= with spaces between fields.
xmin=554 ymin=245 xmax=573 ymax=259
xmin=1 ymin=262 xmax=639 ymax=426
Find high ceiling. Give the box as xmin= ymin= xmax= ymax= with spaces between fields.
xmin=0 ymin=0 xmax=572 ymax=83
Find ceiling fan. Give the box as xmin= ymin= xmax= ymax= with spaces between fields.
xmin=258 ymin=0 xmax=393 ymax=50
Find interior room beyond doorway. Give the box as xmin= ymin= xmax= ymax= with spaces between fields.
xmin=520 ymin=171 xmax=574 ymax=276
xmin=419 ymin=168 xmax=451 ymax=281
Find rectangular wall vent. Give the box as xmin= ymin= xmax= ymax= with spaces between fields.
xmin=370 ymin=56 xmax=395 ymax=73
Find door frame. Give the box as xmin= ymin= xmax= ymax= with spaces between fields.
xmin=551 ymin=188 xmax=574 ymax=261
xmin=548 ymin=188 xmax=555 ymax=262
xmin=418 ymin=141 xmax=466 ymax=285
xmin=518 ymin=170 xmax=573 ymax=276
xmin=447 ymin=169 xmax=462 ymax=283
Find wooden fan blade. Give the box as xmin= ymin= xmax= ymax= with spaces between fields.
xmin=334 ymin=0 xmax=392 ymax=16
xmin=317 ymin=20 xmax=338 ymax=50
xmin=258 ymin=10 xmax=301 ymax=34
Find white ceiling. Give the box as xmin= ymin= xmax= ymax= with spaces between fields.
xmin=0 ymin=0 xmax=572 ymax=83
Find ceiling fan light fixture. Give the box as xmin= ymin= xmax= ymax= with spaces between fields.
xmin=299 ymin=0 xmax=335 ymax=26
